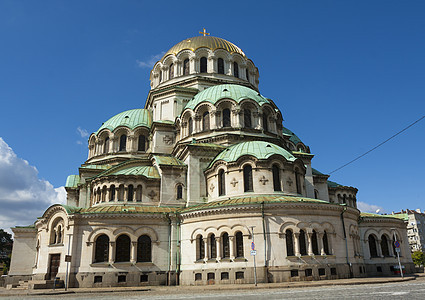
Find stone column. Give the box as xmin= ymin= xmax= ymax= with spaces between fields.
xmin=109 ymin=241 xmax=115 ymax=264
xmin=203 ymin=238 xmax=208 ymax=260
xmin=105 ymin=188 xmax=110 ymax=203
xmin=124 ymin=187 xmax=128 ymax=202
xmin=211 ymin=110 xmax=218 ymax=129
xmin=318 ymin=233 xmax=325 ymax=255
xmin=294 ymin=232 xmax=300 ymax=256
xmin=189 ymin=57 xmax=196 ymax=74
xmin=227 ymin=59 xmax=233 ymax=76
xmin=208 ymin=56 xmax=215 ymax=73
xmin=229 ymin=236 xmax=235 ymax=259
xmin=216 ymin=237 xmax=221 ymax=260
xmin=131 ymin=241 xmax=137 ymax=263
xmin=307 ymin=232 xmax=313 ymax=255
xmin=377 ymin=239 xmax=383 ymax=257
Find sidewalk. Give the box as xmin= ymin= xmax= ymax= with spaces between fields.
xmin=0 ymin=275 xmax=421 ymax=297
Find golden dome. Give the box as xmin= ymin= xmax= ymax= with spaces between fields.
xmin=162 ymin=36 xmax=246 ymax=61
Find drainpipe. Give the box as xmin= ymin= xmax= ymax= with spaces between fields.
xmin=261 ymin=202 xmax=268 ymax=283
xmin=167 ymin=213 xmax=172 ymax=286
xmin=340 ymin=206 xmax=353 ymax=278
xmin=176 ymin=218 xmax=181 ymax=285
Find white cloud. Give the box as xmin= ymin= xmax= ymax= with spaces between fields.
xmin=357 ymin=201 xmax=385 ymax=214
xmin=77 ymin=127 xmax=89 ymax=138
xmin=76 ymin=140 xmax=83 ymax=145
xmin=136 ymin=51 xmax=165 ymax=68
xmin=0 ymin=137 xmax=66 ymax=232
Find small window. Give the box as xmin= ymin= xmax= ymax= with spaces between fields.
xmin=138 ymin=135 xmax=146 ymax=151
xmin=272 ymin=164 xmax=281 ymax=192
xmin=140 ymin=275 xmax=148 ymax=282
xmin=200 ymin=57 xmax=207 ymax=73
xmin=235 ymin=271 xmax=244 ymax=279
xmin=202 ymin=111 xmax=210 ymax=131
xmin=207 ymin=273 xmax=215 ymax=280
xmin=233 ymin=62 xmax=239 ymax=78
xmin=243 ymin=165 xmax=253 ymax=192
xmin=290 ymin=270 xmax=299 ymax=277
xmin=176 ymin=184 xmax=183 ymax=200
xmin=244 ymin=109 xmax=252 ymax=128
xmin=359 ymin=266 xmax=363 ymax=274
xmin=221 ymin=272 xmax=229 ymax=280
xmin=188 ymin=117 xmax=193 ymax=135
xmin=319 ymin=268 xmax=326 ymax=276
xmin=183 ymin=59 xmax=189 ymax=75
xmin=331 ymin=268 xmax=337 ymax=276
xmin=217 ymin=58 xmax=224 ymax=74
xmin=222 ymin=108 xmax=231 ymax=128
xmin=94 ymin=276 xmax=102 ymax=283
xmin=218 ymin=169 xmax=225 ymax=196
xmin=305 ymin=269 xmax=312 ymax=277
xmin=195 ymin=273 xmax=202 ymax=281
xmin=103 ymin=137 xmax=109 ymax=154
xmin=118 ymin=275 xmax=126 ymax=283
xmin=128 ymin=185 xmax=134 ymax=202
xmin=109 ymin=185 xmax=115 ymax=201
xmin=119 ymin=135 xmax=127 ymax=151
xmin=235 ymin=232 xmax=244 ymax=258
xmin=377 ymin=266 xmax=382 ymax=272
xmin=169 ymin=63 xmax=174 ymax=79
xmin=246 ymin=69 xmax=250 ymax=82
xmin=262 ymin=113 xmax=268 ymax=132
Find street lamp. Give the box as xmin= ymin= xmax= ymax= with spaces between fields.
xmin=249 ymin=226 xmax=257 ymax=286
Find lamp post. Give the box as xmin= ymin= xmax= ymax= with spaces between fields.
xmin=65 ymin=234 xmax=72 ymax=290
xmin=249 ymin=226 xmax=257 ymax=286
xmin=391 ymin=229 xmax=403 ymax=278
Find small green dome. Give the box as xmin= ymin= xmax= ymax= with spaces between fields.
xmin=184 ymin=84 xmax=270 ymax=111
xmin=208 ymin=141 xmax=296 ymax=168
xmin=282 ymin=126 xmax=303 ymax=145
xmin=96 ymin=109 xmax=152 ymax=134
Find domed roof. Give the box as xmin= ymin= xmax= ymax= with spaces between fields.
xmin=96 ymin=109 xmax=152 ymax=134
xmin=184 ymin=84 xmax=270 ymax=111
xmin=208 ymin=141 xmax=296 ymax=168
xmin=162 ymin=36 xmax=245 ymax=61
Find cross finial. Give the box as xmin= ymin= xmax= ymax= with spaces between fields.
xmin=199 ymin=28 xmax=210 ymax=36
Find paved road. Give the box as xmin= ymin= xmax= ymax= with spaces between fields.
xmin=2 ymin=279 xmax=425 ymax=299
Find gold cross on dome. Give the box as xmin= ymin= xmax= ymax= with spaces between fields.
xmin=199 ymin=28 xmax=210 ymax=36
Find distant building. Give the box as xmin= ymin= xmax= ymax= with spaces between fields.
xmin=395 ymin=209 xmax=425 ymax=252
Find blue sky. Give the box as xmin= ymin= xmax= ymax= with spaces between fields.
xmin=0 ymin=0 xmax=424 ymax=230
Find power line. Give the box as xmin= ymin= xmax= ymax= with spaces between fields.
xmin=329 ymin=114 xmax=425 ymax=174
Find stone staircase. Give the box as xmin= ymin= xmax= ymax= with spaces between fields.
xmin=7 ymin=279 xmax=64 ymax=290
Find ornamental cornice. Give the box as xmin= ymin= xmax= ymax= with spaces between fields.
xmin=75 ymin=213 xmax=167 ymax=220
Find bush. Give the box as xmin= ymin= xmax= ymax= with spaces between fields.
xmin=412 ymin=251 xmax=425 ymax=266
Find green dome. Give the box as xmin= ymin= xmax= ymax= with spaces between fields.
xmin=282 ymin=126 xmax=303 ymax=145
xmin=96 ymin=109 xmax=152 ymax=134
xmin=208 ymin=141 xmax=296 ymax=168
xmin=184 ymin=84 xmax=270 ymax=111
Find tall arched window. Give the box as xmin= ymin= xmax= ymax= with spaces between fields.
xmin=119 ymin=134 xmax=127 ymax=151
xmin=272 ymin=164 xmax=281 ymax=192
xmin=222 ymin=108 xmax=231 ymax=127
xmin=312 ymin=230 xmax=319 ymax=255
xmin=118 ymin=184 xmax=124 ymax=201
xmin=381 ymin=235 xmax=390 ymax=257
xmin=202 ymin=111 xmax=210 ymax=131
xmin=314 ymin=190 xmax=319 ymax=199
xmin=138 ymin=135 xmax=146 ymax=151
xmin=246 ymin=69 xmax=250 ymax=82
xmin=159 ymin=70 xmax=162 ymax=83
xmin=262 ymin=113 xmax=268 ymax=132
xmin=104 ymin=137 xmax=109 ymax=154
xmin=176 ymin=184 xmax=183 ymax=199
xmin=200 ymin=57 xmax=207 ymax=73
xmin=243 ymin=165 xmax=253 ymax=192
xmin=197 ymin=235 xmax=204 ymax=260
xmin=94 ymin=234 xmax=109 ymax=263
xmin=299 ymin=230 xmax=307 ymax=255
xmin=244 ymin=109 xmax=252 ymax=128
xmin=233 ymin=62 xmax=239 ymax=78
xmin=222 ymin=233 xmax=230 ymax=258
xmin=183 ymin=59 xmax=189 ymax=75
xmin=137 ymin=235 xmax=151 ymax=262
xmin=128 ymin=185 xmax=134 ymax=201
xmin=286 ymin=229 xmax=294 ymax=256
xmin=368 ymin=235 xmax=378 ymax=257
xmin=217 ymin=58 xmax=224 ymax=74
xmin=218 ymin=169 xmax=225 ymax=196
xmin=235 ymin=231 xmax=244 ymax=258
xmin=115 ymin=235 xmax=131 ymax=262
xmin=210 ymin=234 xmax=216 ymax=259
xmin=136 ymin=185 xmax=142 ymax=202
xmin=295 ymin=169 xmax=301 ymax=194
xmin=102 ymin=186 xmax=107 ymax=202
xmin=188 ymin=117 xmax=193 ymax=135
xmin=169 ymin=63 xmax=174 ymax=79
xmin=323 ymin=231 xmax=330 ymax=255
xmin=109 ymin=185 xmax=115 ymax=201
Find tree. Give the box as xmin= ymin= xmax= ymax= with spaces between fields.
xmin=0 ymin=229 xmax=13 ymax=274
xmin=411 ymin=251 xmax=425 ymax=266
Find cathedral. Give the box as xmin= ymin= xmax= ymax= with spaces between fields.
xmin=8 ymin=32 xmax=413 ymax=288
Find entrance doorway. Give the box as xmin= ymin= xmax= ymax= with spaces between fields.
xmin=48 ymin=254 xmax=60 ymax=280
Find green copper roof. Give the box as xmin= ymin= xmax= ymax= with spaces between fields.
xmin=360 ymin=212 xmax=406 ymax=221
xmin=282 ymin=126 xmax=303 ymax=145
xmin=153 ymin=155 xmax=186 ymax=167
xmin=65 ymin=175 xmax=80 ymax=188
xmin=184 ymin=84 xmax=270 ymax=111
xmin=80 ymin=164 xmax=112 ymax=170
xmin=109 ymin=166 xmax=160 ymax=178
xmin=55 ymin=204 xmax=177 ymax=215
xmin=96 ymin=109 xmax=152 ymax=134
xmin=312 ymin=168 xmax=326 ymax=176
xmin=327 ymin=180 xmax=342 ymax=188
xmin=208 ymin=141 xmax=296 ymax=168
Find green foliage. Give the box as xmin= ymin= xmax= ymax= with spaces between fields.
xmin=412 ymin=251 xmax=425 ymax=266
xmin=0 ymin=229 xmax=13 ymax=273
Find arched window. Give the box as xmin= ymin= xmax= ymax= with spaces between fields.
xmin=218 ymin=169 xmax=225 ymax=196
xmin=244 ymin=109 xmax=252 ymax=128
xmin=246 ymin=69 xmax=250 ymax=82
xmin=210 ymin=234 xmax=216 ymax=259
xmin=235 ymin=231 xmax=244 ymax=258
xmin=314 ymin=189 xmax=319 ymax=199
xmin=188 ymin=117 xmax=193 ymax=135
xmin=136 ymin=185 xmax=142 ymax=202
xmin=243 ymin=165 xmax=253 ymax=192
xmin=169 ymin=63 xmax=174 ymax=79
xmin=233 ymin=62 xmax=239 ymax=78
xmin=176 ymin=184 xmax=183 ymax=200
xmin=94 ymin=234 xmax=109 ymax=263
xmin=295 ymin=169 xmax=302 ymax=194
xmin=118 ymin=184 xmax=124 ymax=201
xmin=222 ymin=233 xmax=230 ymax=258
xmin=299 ymin=230 xmax=307 ymax=255
xmin=222 ymin=108 xmax=231 ymax=127
xmin=137 ymin=235 xmax=151 ymax=262
xmin=381 ymin=235 xmax=390 ymax=257
xmin=183 ymin=59 xmax=189 ymax=75
xmin=286 ymin=229 xmax=294 ymax=256
xmin=202 ymin=111 xmax=210 ymax=131
xmin=262 ymin=113 xmax=268 ymax=132
xmin=197 ymin=235 xmax=204 ymax=260
xmin=368 ymin=235 xmax=378 ymax=257
xmin=102 ymin=186 xmax=107 ymax=202
xmin=272 ymin=164 xmax=281 ymax=192
xmin=200 ymin=57 xmax=207 ymax=73
xmin=119 ymin=134 xmax=127 ymax=151
xmin=138 ymin=135 xmax=146 ymax=151
xmin=57 ymin=226 xmax=62 ymax=244
xmin=109 ymin=185 xmax=115 ymax=202
xmin=128 ymin=185 xmax=134 ymax=201
xmin=323 ymin=231 xmax=330 ymax=255
xmin=115 ymin=235 xmax=131 ymax=262
xmin=312 ymin=230 xmax=319 ymax=255
xmin=217 ymin=58 xmax=224 ymax=74
xmin=104 ymin=137 xmax=109 ymax=154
